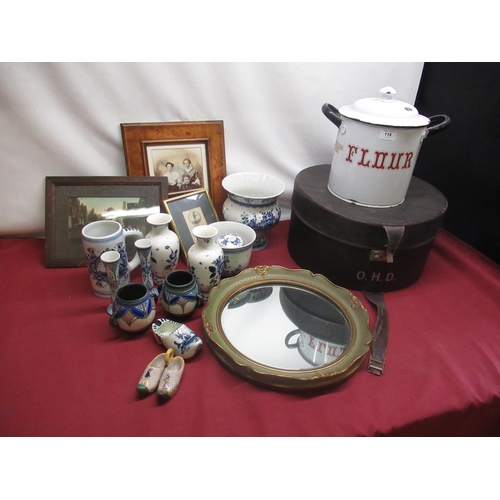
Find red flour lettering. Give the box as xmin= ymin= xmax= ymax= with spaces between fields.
xmin=328 ymin=345 xmax=343 ymax=357
xmin=345 ymin=144 xmax=415 ymax=171
xmin=372 ymin=151 xmax=389 ymax=169
xmin=388 ymin=152 xmax=404 ymax=170
xmin=403 ymin=152 xmax=413 ymax=169
xmin=345 ymin=145 xmax=358 ymax=163
xmin=358 ymin=148 xmax=371 ymax=167
xmin=317 ymin=341 xmax=327 ymax=354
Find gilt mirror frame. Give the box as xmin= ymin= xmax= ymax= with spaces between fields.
xmin=202 ymin=265 xmax=372 ymax=391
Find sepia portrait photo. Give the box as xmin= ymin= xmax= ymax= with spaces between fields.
xmin=146 ymin=143 xmax=208 ymax=197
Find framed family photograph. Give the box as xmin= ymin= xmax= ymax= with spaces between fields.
xmin=45 ymin=176 xmax=169 ymax=267
xmin=121 ymin=121 xmax=226 ymax=218
xmin=163 ymin=189 xmax=218 ymax=260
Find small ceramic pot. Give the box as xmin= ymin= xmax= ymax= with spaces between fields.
xmin=152 ymin=318 xmax=203 ymax=359
xmin=210 ymin=221 xmax=256 ymax=277
xmin=160 ymin=270 xmax=204 ymax=318
xmin=109 ymin=283 xmax=156 ymax=333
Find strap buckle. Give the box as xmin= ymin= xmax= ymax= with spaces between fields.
xmin=368 ymin=356 xmax=385 ymax=376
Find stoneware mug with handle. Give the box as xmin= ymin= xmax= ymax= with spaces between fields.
xmin=81 ymin=220 xmax=143 ymax=298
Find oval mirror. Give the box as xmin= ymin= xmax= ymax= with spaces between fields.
xmin=202 ymin=266 xmax=372 ymax=391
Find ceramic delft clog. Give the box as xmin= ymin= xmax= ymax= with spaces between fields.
xmin=136 ymin=350 xmax=174 ymax=395
xmin=152 ymin=318 xmax=203 ymax=359
xmin=157 ymin=355 xmax=185 ymax=400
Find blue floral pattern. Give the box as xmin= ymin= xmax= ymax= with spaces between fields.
xmin=173 ymin=330 xmax=201 ymax=355
xmin=85 ymin=242 xmax=128 ymax=290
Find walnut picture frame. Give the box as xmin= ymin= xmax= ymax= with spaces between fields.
xmin=121 ymin=121 xmax=226 ymax=219
xmin=45 ymin=176 xmax=169 ymax=268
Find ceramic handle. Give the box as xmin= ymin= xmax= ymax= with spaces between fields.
xmin=109 ymin=311 xmax=118 ymax=327
xmin=124 ymin=228 xmax=144 ymax=272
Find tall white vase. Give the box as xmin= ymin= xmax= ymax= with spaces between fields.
xmin=187 ymin=225 xmax=224 ymax=299
xmin=146 ymin=213 xmax=180 ymax=285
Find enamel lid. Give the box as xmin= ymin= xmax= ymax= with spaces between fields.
xmin=340 ymin=87 xmax=430 ymax=128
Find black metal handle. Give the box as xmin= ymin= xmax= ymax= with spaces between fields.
xmin=427 ymin=114 xmax=451 ymax=136
xmin=322 ymin=103 xmax=343 ymax=128
xmin=285 ymin=329 xmax=301 ymax=349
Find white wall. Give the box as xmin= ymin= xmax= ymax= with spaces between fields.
xmin=0 ymin=62 xmax=424 ymax=235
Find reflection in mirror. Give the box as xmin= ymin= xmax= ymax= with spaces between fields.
xmin=221 ymin=284 xmax=351 ymax=370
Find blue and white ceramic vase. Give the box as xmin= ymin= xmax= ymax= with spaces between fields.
xmin=134 ymin=238 xmax=156 ymax=297
xmin=160 ymin=270 xmax=204 ymax=318
xmin=100 ymin=250 xmax=121 ymax=315
xmin=146 ymin=213 xmax=180 ymax=285
xmin=221 ymin=172 xmax=286 ymax=250
xmin=109 ymin=283 xmax=156 ymax=333
xmin=187 ymin=225 xmax=224 ymax=299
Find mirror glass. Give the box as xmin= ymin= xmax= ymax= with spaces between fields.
xmin=221 ymin=284 xmax=351 ymax=370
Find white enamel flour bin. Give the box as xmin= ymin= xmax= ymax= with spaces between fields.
xmin=323 ymin=87 xmax=450 ymax=208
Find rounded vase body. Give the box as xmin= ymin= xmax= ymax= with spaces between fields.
xmin=160 ymin=270 xmax=204 ymax=318
xmin=146 ymin=213 xmax=180 ymax=285
xmin=187 ymin=225 xmax=224 ymax=299
xmin=109 ymin=283 xmax=156 ymax=333
xmin=222 ymin=172 xmax=285 ymax=250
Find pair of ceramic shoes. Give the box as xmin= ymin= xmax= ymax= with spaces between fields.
xmin=137 ymin=348 xmax=185 ymax=400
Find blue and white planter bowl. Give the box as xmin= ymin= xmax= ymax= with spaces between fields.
xmin=222 ymin=172 xmax=285 ymax=251
xmin=210 ymin=221 xmax=256 ymax=278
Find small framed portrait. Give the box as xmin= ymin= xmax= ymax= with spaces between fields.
xmin=45 ymin=176 xmax=169 ymax=267
xmin=121 ymin=121 xmax=226 ymax=218
xmin=163 ymin=189 xmax=219 ymax=261
xmin=146 ymin=143 xmax=207 ymax=196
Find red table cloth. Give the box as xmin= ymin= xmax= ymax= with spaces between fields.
xmin=1 ymin=221 xmax=499 ymax=436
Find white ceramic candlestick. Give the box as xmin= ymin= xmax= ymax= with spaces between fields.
xmin=100 ymin=250 xmax=121 ymax=315
xmin=134 ymin=238 xmax=156 ymax=297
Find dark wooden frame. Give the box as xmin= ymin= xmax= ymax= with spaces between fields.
xmin=45 ymin=176 xmax=169 ymax=268
xmin=163 ymin=189 xmax=219 ymax=261
xmin=121 ymin=121 xmax=226 ymax=219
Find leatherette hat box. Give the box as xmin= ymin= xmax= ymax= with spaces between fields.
xmin=288 ymin=165 xmax=448 ymax=292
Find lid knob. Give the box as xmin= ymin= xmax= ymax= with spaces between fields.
xmin=379 ymin=86 xmax=397 ymax=100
